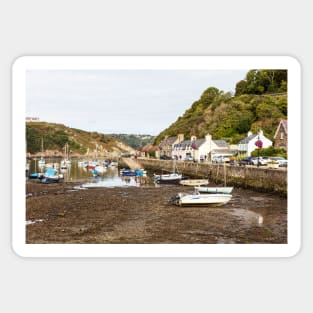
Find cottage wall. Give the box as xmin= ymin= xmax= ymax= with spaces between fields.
xmin=274 ymin=127 xmax=288 ymax=150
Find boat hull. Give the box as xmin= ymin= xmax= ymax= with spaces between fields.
xmin=156 ymin=178 xmax=181 ymax=184
xmin=176 ymin=193 xmax=232 ymax=206
xmin=179 ymin=179 xmax=209 ymax=186
xmin=153 ymin=173 xmax=182 ymax=184
xmin=194 ymin=186 xmax=233 ymax=194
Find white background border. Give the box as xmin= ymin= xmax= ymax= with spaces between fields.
xmin=12 ymin=56 xmax=301 ymax=258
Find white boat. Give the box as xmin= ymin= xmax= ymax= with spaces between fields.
xmin=38 ymin=137 xmax=46 ymax=167
xmin=61 ymin=142 xmax=71 ymax=168
xmin=94 ymin=165 xmax=107 ymax=173
xmin=78 ymin=160 xmax=87 ymax=167
xmin=173 ymin=192 xmax=232 ymax=206
xmin=60 ymin=159 xmax=68 ymax=169
xmin=153 ymin=173 xmax=182 ymax=184
xmin=179 ymin=179 xmax=209 ymax=186
xmin=194 ymin=186 xmax=233 ymax=194
xmin=38 ymin=157 xmax=45 ymax=167
xmin=154 ymin=159 xmax=183 ymax=184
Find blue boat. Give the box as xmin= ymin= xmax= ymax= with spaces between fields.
xmin=41 ymin=168 xmax=62 ymax=184
xmin=29 ymin=172 xmax=44 ymax=179
xmin=120 ymin=169 xmax=136 ymax=176
xmin=91 ymin=169 xmax=101 ymax=176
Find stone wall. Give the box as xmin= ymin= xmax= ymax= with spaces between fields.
xmin=119 ymin=158 xmax=287 ymax=196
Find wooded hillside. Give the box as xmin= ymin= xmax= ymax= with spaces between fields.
xmin=154 ymin=70 xmax=287 ymax=144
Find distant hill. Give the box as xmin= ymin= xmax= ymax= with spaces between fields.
xmin=154 ymin=70 xmax=287 ymax=145
xmin=26 ymin=122 xmax=133 ymax=157
xmin=111 ymin=134 xmax=155 ymax=149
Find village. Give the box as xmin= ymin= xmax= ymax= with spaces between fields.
xmin=138 ymin=119 xmax=288 ymax=168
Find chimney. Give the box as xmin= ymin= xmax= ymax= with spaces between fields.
xmin=247 ymin=131 xmax=253 ymax=137
xmin=191 ymin=135 xmax=197 ymax=141
xmin=205 ymin=133 xmax=212 ymax=142
xmin=177 ymin=133 xmax=184 ymax=142
xmin=258 ymin=129 xmax=264 ymax=137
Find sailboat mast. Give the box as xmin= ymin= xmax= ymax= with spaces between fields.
xmin=41 ymin=136 xmax=44 ymax=157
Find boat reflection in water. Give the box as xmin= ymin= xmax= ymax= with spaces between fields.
xmin=82 ymin=174 xmax=140 ymax=188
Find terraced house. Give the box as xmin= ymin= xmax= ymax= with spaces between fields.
xmin=172 ymin=133 xmax=231 ymax=162
xmin=159 ymin=134 xmax=184 ymax=158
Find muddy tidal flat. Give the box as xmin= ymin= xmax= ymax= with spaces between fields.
xmin=26 ymin=181 xmax=287 ymax=244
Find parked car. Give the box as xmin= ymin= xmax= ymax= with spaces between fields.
xmin=239 ymin=157 xmax=254 ymax=166
xmin=250 ymin=156 xmax=268 ymax=166
xmin=270 ymin=157 xmax=288 ymax=167
xmin=229 ymin=159 xmax=238 ymax=166
xmin=260 ymin=156 xmax=272 ymax=164
xmin=121 ymin=152 xmax=132 ymax=158
xmin=212 ymin=155 xmax=231 ymax=163
xmin=160 ymin=154 xmax=172 ymax=160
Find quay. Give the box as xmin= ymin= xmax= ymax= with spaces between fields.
xmin=119 ymin=158 xmax=287 ymax=196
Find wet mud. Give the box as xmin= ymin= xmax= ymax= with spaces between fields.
xmin=26 ymin=181 xmax=287 ymax=244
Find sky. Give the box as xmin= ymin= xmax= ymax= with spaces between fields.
xmin=26 ymin=70 xmax=247 ymax=135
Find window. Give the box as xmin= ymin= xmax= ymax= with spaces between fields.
xmin=280 ymin=132 xmax=284 ymax=140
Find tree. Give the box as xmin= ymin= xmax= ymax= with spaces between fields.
xmin=235 ymin=80 xmax=248 ymax=96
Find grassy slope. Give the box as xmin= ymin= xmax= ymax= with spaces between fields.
xmin=26 ymin=122 xmax=132 ymax=156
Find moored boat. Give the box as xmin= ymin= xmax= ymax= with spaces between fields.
xmin=179 ymin=179 xmax=209 ymax=186
xmin=153 ymin=173 xmax=182 ymax=184
xmin=194 ymin=186 xmax=233 ymax=194
xmin=134 ymin=168 xmax=147 ymax=177
xmin=171 ymin=192 xmax=232 ymax=206
xmin=109 ymin=161 xmax=118 ymax=167
xmin=41 ymin=168 xmax=63 ymax=183
xmin=94 ymin=165 xmax=107 ymax=173
xmin=38 ymin=156 xmax=45 ymax=167
xmin=28 ymin=172 xmax=44 ymax=179
xmin=120 ymin=169 xmax=136 ymax=176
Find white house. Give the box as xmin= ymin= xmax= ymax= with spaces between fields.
xmin=238 ymin=130 xmax=272 ymax=156
xmin=172 ymin=133 xmax=232 ymax=162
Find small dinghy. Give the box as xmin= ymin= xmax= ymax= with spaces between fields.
xmin=179 ymin=179 xmax=209 ymax=186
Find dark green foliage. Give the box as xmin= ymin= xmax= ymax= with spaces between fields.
xmin=68 ymin=140 xmax=81 ymax=150
xmin=26 ymin=125 xmax=43 ymax=153
xmin=235 ymin=70 xmax=287 ymax=96
xmin=251 ymin=146 xmax=287 ymax=159
xmin=26 ymin=125 xmax=69 ymax=153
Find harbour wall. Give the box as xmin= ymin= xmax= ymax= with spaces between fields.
xmin=119 ymin=158 xmax=287 ymax=196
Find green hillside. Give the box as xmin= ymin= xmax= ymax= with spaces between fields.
xmin=111 ymin=134 xmax=155 ymax=149
xmin=154 ymin=70 xmax=287 ymax=144
xmin=26 ymin=122 xmax=132 ymax=156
